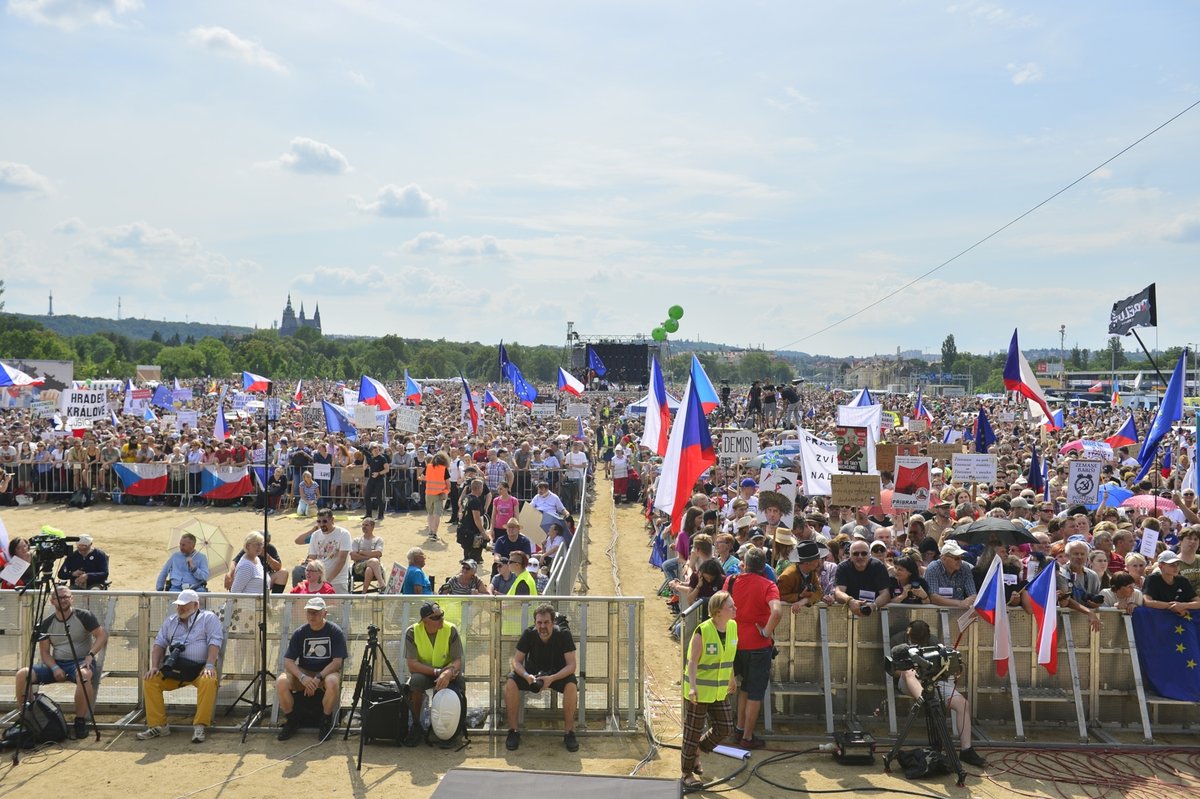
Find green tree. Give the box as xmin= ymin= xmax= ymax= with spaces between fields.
xmin=195 ymin=337 xmax=234 ymax=377
xmin=941 ymin=334 xmax=957 ymax=374
xmin=1104 ymin=336 xmax=1127 ymax=370
xmin=738 ymin=351 xmax=773 ymax=382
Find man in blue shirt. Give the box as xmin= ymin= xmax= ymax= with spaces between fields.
xmin=156 ymin=533 xmax=210 ymax=592
xmin=137 ymin=589 xmax=224 ymax=743
xmin=401 ymin=547 xmax=432 ymax=594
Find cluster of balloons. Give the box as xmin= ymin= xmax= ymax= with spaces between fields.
xmin=651 ymin=305 xmax=685 ymax=342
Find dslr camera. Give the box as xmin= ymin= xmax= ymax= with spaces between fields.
xmin=161 ymin=642 xmax=187 ymax=673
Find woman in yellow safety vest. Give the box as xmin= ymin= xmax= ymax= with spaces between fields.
xmin=681 ymin=591 xmax=737 ymax=788
xmin=421 ymin=451 xmax=451 ymax=540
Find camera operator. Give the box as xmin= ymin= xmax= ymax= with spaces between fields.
xmin=893 ymin=620 xmax=986 ymax=767
xmin=14 ymin=585 xmax=107 ymax=740
xmin=137 ymin=589 xmax=223 ymax=743
xmin=833 ymin=540 xmax=893 ymax=618
xmin=503 ymin=603 xmax=579 ymax=753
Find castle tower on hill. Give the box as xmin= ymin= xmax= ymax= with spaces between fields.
xmin=279 ymin=295 xmax=322 ymax=336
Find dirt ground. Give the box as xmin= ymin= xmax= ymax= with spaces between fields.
xmin=2 ymin=487 xmax=1199 ymax=798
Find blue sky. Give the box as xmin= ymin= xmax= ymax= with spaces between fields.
xmin=2 ymin=1 xmax=1198 ymax=357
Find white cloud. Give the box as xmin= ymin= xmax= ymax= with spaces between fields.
xmin=1160 ymin=214 xmax=1200 ymax=243
xmin=6 ymin=0 xmax=140 ymax=31
xmin=0 ymin=161 xmax=53 ymax=193
xmin=292 ymin=264 xmax=390 ymax=293
xmin=398 ymin=232 xmax=505 ymax=258
xmin=353 ymin=183 xmax=445 ymax=217
xmin=1091 ymin=167 xmax=1114 ymax=181
xmin=346 ymin=69 xmax=369 ymax=87
xmin=765 ymin=86 xmax=815 ymax=112
xmin=1007 ymin=61 xmax=1043 ymax=85
xmin=946 ymin=2 xmax=1038 ymax=29
xmin=273 ymin=137 xmax=351 ymax=175
xmin=1099 ymin=187 xmax=1162 ymax=204
xmin=188 ymin=26 xmax=287 ymax=74
xmin=53 ymin=217 xmax=85 ymax=234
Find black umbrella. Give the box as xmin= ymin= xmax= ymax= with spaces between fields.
xmin=949 ymin=517 xmax=1039 ymax=547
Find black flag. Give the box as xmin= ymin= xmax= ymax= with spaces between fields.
xmin=1108 ymin=284 xmax=1157 ymax=336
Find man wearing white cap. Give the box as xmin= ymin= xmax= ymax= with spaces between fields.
xmin=137 ymin=589 xmax=223 ymax=743
xmin=57 ymin=534 xmax=109 ymax=590
xmin=276 ymin=596 xmax=347 ymax=741
xmin=923 ymin=542 xmax=978 ymax=609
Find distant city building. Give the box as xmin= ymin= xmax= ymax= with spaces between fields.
xmin=279 ymin=294 xmax=321 ymax=336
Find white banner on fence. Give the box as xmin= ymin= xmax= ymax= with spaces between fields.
xmin=60 ymin=389 xmax=109 ymax=422
xmin=718 ymin=430 xmax=759 ymax=467
xmin=950 ymin=453 xmax=997 ymax=484
xmin=797 ymin=429 xmax=838 ymax=496
xmin=393 ymin=406 xmax=420 ymax=433
xmin=565 ymin=403 xmax=590 ymax=419
xmin=1067 ymin=460 xmax=1103 ymax=506
xmin=312 ymin=463 xmax=332 ymax=481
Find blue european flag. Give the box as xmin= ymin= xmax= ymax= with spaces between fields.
xmin=1131 ymin=607 xmax=1200 ymax=701
xmin=587 ymin=345 xmax=607 ymax=377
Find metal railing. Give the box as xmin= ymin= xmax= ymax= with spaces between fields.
xmin=544 ymin=471 xmax=591 ymax=596
xmin=0 ymin=590 xmax=642 ymax=734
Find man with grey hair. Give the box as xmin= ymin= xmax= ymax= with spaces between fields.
xmin=1058 ymin=539 xmax=1102 ymax=631
xmin=725 ymin=546 xmax=782 ymax=750
xmin=400 ymin=547 xmax=431 ymax=595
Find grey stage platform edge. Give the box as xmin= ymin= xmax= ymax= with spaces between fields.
xmin=431 ymin=768 xmax=681 ymax=799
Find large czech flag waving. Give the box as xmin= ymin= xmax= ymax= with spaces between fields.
xmin=359 ymin=374 xmax=397 ymax=411
xmin=972 ymin=554 xmax=1012 ymax=677
xmin=1003 ymin=329 xmax=1055 ymax=427
xmin=652 ymin=377 xmax=716 ymax=532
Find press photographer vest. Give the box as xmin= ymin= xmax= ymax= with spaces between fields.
xmin=413 ymin=621 xmax=456 ymax=668
xmin=685 ymin=619 xmax=737 ymax=703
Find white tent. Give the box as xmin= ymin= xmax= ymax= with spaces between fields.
xmin=624 ymin=391 xmax=682 ymax=415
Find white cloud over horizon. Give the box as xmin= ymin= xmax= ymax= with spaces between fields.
xmin=272 ymin=137 xmax=351 ymax=175
xmin=6 ymin=0 xmax=140 ymax=31
xmin=188 ymin=26 xmax=287 ymax=74
xmin=353 ymin=184 xmax=445 ymax=218
xmin=0 ymin=161 xmax=53 ymax=193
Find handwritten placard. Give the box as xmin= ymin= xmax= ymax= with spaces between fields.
xmin=831 ymin=473 xmax=882 ymax=507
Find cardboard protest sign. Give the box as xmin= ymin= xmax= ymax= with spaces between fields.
xmin=928 ymin=442 xmax=964 ymax=461
xmin=877 ymin=443 xmax=920 ymax=474
xmin=394 ymin=406 xmax=420 ymax=434
xmin=1067 ymin=460 xmax=1102 ymax=506
xmin=831 ymin=474 xmax=882 ymax=507
xmin=835 ymin=426 xmax=869 ymax=474
xmin=312 ymin=463 xmax=332 ymax=481
xmin=354 ymin=404 xmax=379 ymax=429
xmin=718 ymin=430 xmax=759 ymax=468
xmin=892 ymin=456 xmax=932 ymax=510
xmin=950 ymin=453 xmax=997 ymax=484
xmin=565 ymin=403 xmax=590 ymax=418
xmin=1079 ymin=440 xmax=1114 ymax=461
xmin=60 ymin=389 xmax=109 ymax=423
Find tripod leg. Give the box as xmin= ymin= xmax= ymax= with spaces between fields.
xmin=926 ymin=702 xmax=966 ymax=786
xmin=884 ymin=698 xmax=926 ymax=773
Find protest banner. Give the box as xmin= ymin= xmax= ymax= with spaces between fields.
xmin=173 ymin=388 xmax=193 ymax=404
xmin=176 ymin=410 xmax=199 ymax=432
xmin=718 ymin=430 xmax=759 ymax=468
xmin=905 ymin=418 xmax=928 ymax=433
xmin=1067 ymin=460 xmax=1102 ymax=506
xmin=159 ymin=414 xmax=177 ymax=432
xmin=831 ymin=474 xmax=882 ymax=507
xmin=928 ymin=442 xmax=964 ymax=461
xmin=1139 ymin=528 xmax=1160 ymax=559
xmin=835 ymin=426 xmax=869 ymax=474
xmin=61 ymin=389 xmax=109 ymax=423
xmin=531 ymin=403 xmax=556 ymax=419
xmin=950 ymin=453 xmax=997 ymax=484
xmin=1079 ymin=440 xmax=1114 ymax=461
xmin=312 ymin=463 xmax=332 ymax=481
xmin=876 ymin=443 xmax=920 ymax=474
xmin=31 ymin=399 xmax=58 ymax=419
xmin=757 ymin=468 xmax=798 ymax=528
xmin=892 ymin=456 xmax=932 ymax=510
xmin=393 ymin=406 xmax=420 ymax=434
xmin=354 ymin=404 xmax=379 ymax=429
xmin=797 ymin=429 xmax=837 ymax=496
xmin=998 ymin=411 xmax=1016 ymax=423
xmin=565 ymin=403 xmax=590 ymax=418
xmin=231 ymin=393 xmax=251 ymax=411
xmin=124 ymin=388 xmax=151 ymax=415
xmin=560 ymin=419 xmax=579 ymax=435
xmin=342 ymin=388 xmax=359 ymax=407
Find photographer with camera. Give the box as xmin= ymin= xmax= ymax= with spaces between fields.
xmin=275 ymin=596 xmax=347 ymax=742
xmin=893 ymin=619 xmax=986 ymax=767
xmin=137 ymin=589 xmax=223 ymax=743
xmin=833 ymin=540 xmax=894 ymax=618
xmin=404 ymin=602 xmax=465 ymax=747
xmin=14 ymin=585 xmax=108 ymax=740
xmin=504 ymin=603 xmax=579 ymax=753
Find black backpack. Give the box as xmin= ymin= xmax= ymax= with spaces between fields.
xmin=3 ymin=695 xmax=69 ymax=749
xmin=68 ymin=486 xmax=94 ymax=508
xmin=896 ymin=747 xmax=954 ymax=779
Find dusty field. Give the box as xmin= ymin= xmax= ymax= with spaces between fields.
xmin=1 ymin=489 xmax=1198 ymax=798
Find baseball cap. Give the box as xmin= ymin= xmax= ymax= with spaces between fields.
xmin=304 ymin=596 xmax=327 ymax=611
xmin=78 ymin=534 xmax=94 ymax=546
xmin=419 ymin=602 xmax=442 ymax=619
xmin=1157 ymin=550 xmax=1182 ymax=565
xmin=740 ymin=478 xmax=758 ymax=488
xmin=940 ymin=541 xmax=968 ymax=558
xmin=460 ymin=559 xmax=478 ymax=571
xmin=174 ymin=589 xmax=199 ymax=606
xmin=1010 ymin=497 xmax=1030 ymax=509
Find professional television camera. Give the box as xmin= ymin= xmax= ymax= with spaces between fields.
xmin=30 ymin=533 xmax=81 ymax=574
xmin=886 ymin=643 xmax=962 ymax=686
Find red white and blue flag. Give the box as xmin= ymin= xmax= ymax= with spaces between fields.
xmin=557 ymin=367 xmax=585 ymax=396
xmin=690 ymin=355 xmax=720 ymax=414
xmin=1111 ymin=379 xmax=1121 ymax=408
xmin=242 ymin=371 xmax=271 ymax=393
xmin=915 ymin=385 xmax=934 ymax=423
xmin=1105 ymin=414 xmax=1139 ymax=449
xmin=0 ymin=362 xmax=44 ymax=388
xmin=971 ymin=554 xmax=1012 ymax=677
xmin=291 ymin=380 xmax=303 ymax=411
xmin=404 ymin=370 xmax=422 ymax=405
xmin=1003 ymin=329 xmax=1056 ymax=427
xmin=200 ymin=466 xmax=255 ymax=500
xmin=643 ymin=356 xmax=671 ymax=457
xmin=483 ymin=389 xmax=506 ymax=415
xmin=213 ymin=404 xmax=231 ymax=440
xmin=358 ymin=374 xmax=397 ymax=411
xmin=112 ymin=463 xmax=168 ymax=497
xmin=1025 ymin=558 xmax=1058 ymax=675
xmin=460 ymin=372 xmax=480 ymax=434
xmin=653 ymin=376 xmax=716 ymax=533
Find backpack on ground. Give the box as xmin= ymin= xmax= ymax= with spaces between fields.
xmin=2 ymin=695 xmax=69 ymax=749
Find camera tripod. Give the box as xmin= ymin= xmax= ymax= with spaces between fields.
xmin=883 ymin=680 xmax=966 ymax=787
xmin=12 ymin=554 xmax=99 ymax=765
xmin=344 ymin=624 xmax=404 ymax=771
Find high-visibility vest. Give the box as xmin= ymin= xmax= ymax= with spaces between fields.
xmin=425 ymin=464 xmax=449 ymax=496
xmin=507 ymin=570 xmax=538 ymax=596
xmin=412 ymin=621 xmax=456 ymax=668
xmin=684 ymin=619 xmax=738 ymax=703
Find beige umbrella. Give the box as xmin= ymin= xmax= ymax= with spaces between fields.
xmin=169 ymin=518 xmax=235 ymax=579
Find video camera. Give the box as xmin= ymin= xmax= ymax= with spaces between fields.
xmin=885 ymin=643 xmax=962 ymax=684
xmin=30 ymin=534 xmax=80 ymax=571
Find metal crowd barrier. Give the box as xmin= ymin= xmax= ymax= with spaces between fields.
xmin=544 ymin=472 xmax=591 ymax=596
xmin=681 ymin=602 xmax=1198 ymax=743
xmin=0 ymin=590 xmax=643 ymax=734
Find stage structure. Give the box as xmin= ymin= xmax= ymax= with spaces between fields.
xmin=564 ymin=322 xmax=666 ymax=387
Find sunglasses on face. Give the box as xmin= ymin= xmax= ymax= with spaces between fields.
xmin=427 ymin=614 xmax=445 ymax=621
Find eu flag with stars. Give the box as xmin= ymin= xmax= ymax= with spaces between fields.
xmin=586 ymin=345 xmax=607 ymax=376
xmin=1131 ymin=607 xmax=1200 ymax=701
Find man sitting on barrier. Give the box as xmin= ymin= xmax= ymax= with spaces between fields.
xmin=404 ymin=601 xmax=466 ymax=747
xmin=276 ymin=596 xmax=347 ymax=742
xmin=14 ymin=585 xmax=108 ymax=740
xmin=504 ymin=603 xmax=579 ymax=753
xmin=894 ymin=619 xmax=987 ymax=768
xmin=137 ymin=589 xmax=223 ymax=743
xmin=155 ymin=532 xmax=209 ymax=593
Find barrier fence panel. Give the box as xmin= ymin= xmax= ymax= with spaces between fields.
xmin=0 ymin=590 xmax=642 ymax=734
xmin=545 ymin=472 xmax=590 ymax=596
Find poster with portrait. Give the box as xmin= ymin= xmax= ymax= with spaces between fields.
xmin=835 ymin=426 xmax=869 ymax=474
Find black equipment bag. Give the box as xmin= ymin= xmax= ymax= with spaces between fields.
xmin=363 ymin=681 xmax=409 ymax=744
xmin=896 ymin=747 xmax=953 ymax=779
xmin=3 ymin=695 xmax=69 ymax=748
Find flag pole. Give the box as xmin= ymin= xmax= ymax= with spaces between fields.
xmin=1127 ymin=329 xmax=1171 ymax=392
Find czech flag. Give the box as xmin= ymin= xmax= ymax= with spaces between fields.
xmin=483 ymin=389 xmax=506 ymax=415
xmin=0 ymin=362 xmax=44 ymax=388
xmin=586 ymin=345 xmax=607 ymax=377
xmin=1106 ymin=414 xmax=1139 ymax=448
xmin=242 ymin=371 xmax=271 ymax=393
xmin=557 ymin=367 xmax=585 ymax=396
xmin=1025 ymin=558 xmax=1058 ymax=675
xmin=460 ymin=372 xmax=480 ymax=434
xmin=200 ymin=465 xmax=255 ymax=500
xmin=971 ymin=554 xmax=1012 ymax=677
xmin=850 ymin=388 xmax=875 ymax=407
xmin=643 ymin=356 xmax=671 ymax=457
xmin=321 ymin=400 xmax=357 ymax=440
xmin=110 ymin=408 xmax=121 ymax=428
xmin=690 ymin=355 xmax=720 ymax=414
xmin=1045 ymin=409 xmax=1064 ymax=430
xmin=1003 ymin=329 xmax=1055 ymax=427
xmin=112 ymin=462 xmax=168 ymax=497
xmin=404 ymin=370 xmax=422 ymax=405
xmin=1135 ymin=350 xmax=1187 ymax=482
xmin=1111 ymin=379 xmax=1121 ymax=408
xmin=915 ymin=385 xmax=934 ymax=423
xmin=213 ymin=404 xmax=231 ymax=440
xmin=975 ymin=407 xmax=997 ymax=454
xmin=652 ymin=376 xmax=716 ymax=533
xmin=358 ymin=374 xmax=397 ymax=411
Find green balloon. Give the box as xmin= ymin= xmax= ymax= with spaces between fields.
xmin=668 ymin=305 xmax=684 ymax=320
xmin=651 ymin=327 xmax=667 ymax=342
xmin=663 ymin=319 xmax=679 ymax=333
